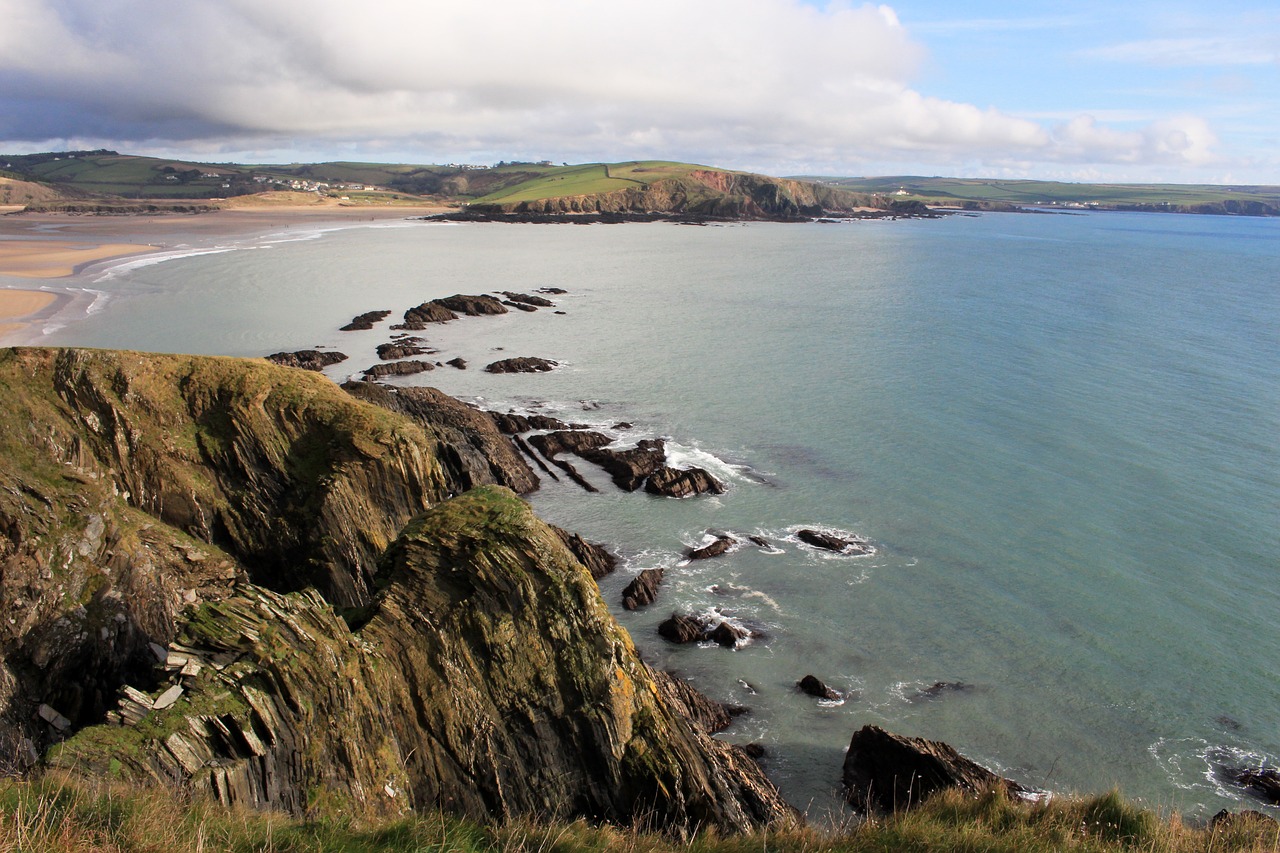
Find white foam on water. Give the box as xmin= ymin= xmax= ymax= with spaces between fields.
xmin=782 ymin=524 xmax=877 ymax=559
xmin=664 ymin=441 xmax=754 ymax=484
xmin=91 ymin=246 xmax=241 ymax=282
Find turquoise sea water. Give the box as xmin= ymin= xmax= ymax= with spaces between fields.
xmin=11 ymin=210 xmax=1279 ymax=820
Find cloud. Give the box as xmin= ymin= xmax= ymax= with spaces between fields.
xmin=0 ymin=0 xmax=1226 ymax=177
xmin=1083 ymin=36 xmax=1279 ymax=67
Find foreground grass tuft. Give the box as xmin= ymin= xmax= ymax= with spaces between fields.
xmin=0 ymin=774 xmax=1275 ymax=852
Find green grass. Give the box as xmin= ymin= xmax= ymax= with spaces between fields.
xmin=1 ymin=775 xmax=1276 ymax=853
xmin=472 ymin=161 xmax=709 ymax=204
xmin=800 ymin=175 xmax=1280 ymax=212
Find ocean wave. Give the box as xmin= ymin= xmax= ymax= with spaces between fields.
xmin=92 ymin=246 xmax=241 ymax=282
xmin=1148 ymin=736 xmax=1278 ymax=803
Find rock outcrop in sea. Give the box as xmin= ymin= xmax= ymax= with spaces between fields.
xmin=0 ymin=347 xmax=793 ymax=835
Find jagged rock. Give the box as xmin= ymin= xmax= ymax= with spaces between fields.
xmin=264 ymin=350 xmax=348 ymax=371
xmin=659 ymin=614 xmax=711 ymax=644
xmin=435 ymin=294 xmax=508 ymax=316
xmin=748 ymin=535 xmax=771 ymax=548
xmin=49 ymin=489 xmax=795 ymax=834
xmin=909 ymin=681 xmax=973 ymax=703
xmin=399 ymin=301 xmax=459 ymax=328
xmin=646 ymin=466 xmax=726 ymax=498
xmin=376 ymin=342 xmax=431 ymax=360
xmin=1232 ymin=768 xmax=1280 ymax=804
xmin=528 ymin=430 xmax=612 ymax=459
xmin=485 ymin=356 xmax=557 ymax=374
xmin=446 ymin=357 xmax=467 ymax=369
xmin=711 ymin=622 xmax=749 ymax=649
xmin=842 ymin=724 xmax=1030 ymax=813
xmin=687 ymin=535 xmax=736 ymax=560
xmin=743 ymin=743 xmax=767 ymax=760
xmin=339 ymin=310 xmax=391 ymax=331
xmin=550 ymin=526 xmax=617 ymax=580
xmin=537 ymin=287 xmax=568 ymax=294
xmin=342 ymin=382 xmax=539 ymax=495
xmin=651 ymin=670 xmax=735 ymax=734
xmin=796 ymin=675 xmax=841 ymax=701
xmin=580 ymin=440 xmax=667 ymax=491
xmin=621 ymin=568 xmax=664 ymax=610
xmin=503 ymin=300 xmax=538 ymax=312
xmin=499 ymin=291 xmax=555 ymax=308
xmin=796 ymin=528 xmax=871 ymax=554
xmin=361 ymin=359 xmax=434 ymax=379
xmin=487 ymin=412 xmax=571 ymax=434
xmin=1210 ymin=809 xmax=1279 ymax=831
xmin=0 ymin=348 xmax=492 ymax=756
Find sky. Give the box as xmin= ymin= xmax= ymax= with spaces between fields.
xmin=1 ymin=0 xmax=1277 ymax=183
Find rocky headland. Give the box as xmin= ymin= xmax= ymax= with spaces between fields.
xmin=0 ymin=347 xmax=794 ymax=834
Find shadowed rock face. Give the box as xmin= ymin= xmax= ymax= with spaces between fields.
xmin=51 ymin=488 xmax=796 ymax=834
xmin=342 ymin=381 xmax=538 ymax=496
xmin=842 ymin=725 xmax=1029 ymax=814
xmin=265 ymin=350 xmax=347 ymax=371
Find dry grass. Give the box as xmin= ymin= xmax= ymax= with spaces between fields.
xmin=0 ymin=774 xmax=1276 ymax=853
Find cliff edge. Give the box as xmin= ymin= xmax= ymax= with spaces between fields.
xmin=0 ymin=347 xmax=791 ymax=835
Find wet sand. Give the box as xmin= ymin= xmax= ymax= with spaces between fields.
xmin=0 ymin=205 xmax=447 ymax=342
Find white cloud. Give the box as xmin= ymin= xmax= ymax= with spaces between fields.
xmin=1084 ymin=36 xmax=1279 ymax=67
xmin=0 ymin=0 xmax=1232 ymax=178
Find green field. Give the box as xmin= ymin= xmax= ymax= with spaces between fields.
xmin=472 ymin=160 xmax=711 ymax=204
xmin=800 ymin=175 xmax=1280 ymax=214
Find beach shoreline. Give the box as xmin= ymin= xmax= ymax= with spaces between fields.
xmin=0 ymin=205 xmax=447 ymax=343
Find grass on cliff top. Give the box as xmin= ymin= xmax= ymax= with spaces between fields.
xmin=472 ymin=161 xmax=710 ymax=204
xmin=2 ymin=774 xmax=1276 ymax=853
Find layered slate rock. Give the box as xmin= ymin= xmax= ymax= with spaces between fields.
xmin=435 ymin=293 xmax=508 ymax=316
xmin=51 ymin=488 xmax=795 ymax=834
xmin=0 ymin=348 xmax=464 ymax=758
xmin=646 ymin=466 xmax=726 ymax=498
xmin=342 ymin=381 xmax=538 ymax=496
xmin=621 ymin=568 xmax=664 ymax=610
xmin=397 ymin=301 xmax=459 ymax=329
xmin=842 ymin=725 xmax=1030 ymax=813
xmin=376 ymin=341 xmax=432 ymax=360
xmin=264 ymin=350 xmax=348 ymax=371
xmin=550 ymin=526 xmax=618 ymax=580
xmin=500 ymin=291 xmax=556 ymax=308
xmin=1232 ymin=768 xmax=1280 ymax=805
xmin=361 ymin=359 xmax=434 ymax=379
xmin=796 ymin=528 xmax=872 ymax=555
xmin=489 ymin=411 xmax=571 ymax=435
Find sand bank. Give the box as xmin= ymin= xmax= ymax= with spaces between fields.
xmin=0 ymin=241 xmax=158 ymax=278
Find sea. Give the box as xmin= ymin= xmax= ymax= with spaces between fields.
xmin=9 ymin=209 xmax=1279 ymax=821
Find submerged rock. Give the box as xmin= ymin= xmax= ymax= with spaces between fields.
xmin=796 ymin=528 xmax=871 ymax=555
xmin=376 ymin=341 xmax=432 ymax=360
xmin=339 ymin=310 xmax=391 ymax=331
xmin=264 ymin=350 xmax=348 ymax=371
xmin=687 ymin=535 xmax=736 ymax=560
xmin=500 ymin=291 xmax=556 ymax=308
xmin=1232 ymin=768 xmax=1280 ymax=804
xmin=485 ymin=356 xmax=558 ymax=374
xmin=908 ymin=681 xmax=973 ymax=703
xmin=842 ymin=724 xmax=1030 ymax=813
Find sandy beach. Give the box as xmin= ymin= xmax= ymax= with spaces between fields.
xmin=0 ymin=204 xmax=447 ymax=342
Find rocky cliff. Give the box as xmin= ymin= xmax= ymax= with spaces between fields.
xmin=473 ymin=171 xmax=875 ymax=220
xmin=0 ymin=347 xmax=792 ymax=834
